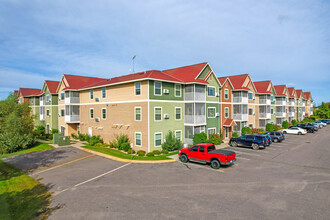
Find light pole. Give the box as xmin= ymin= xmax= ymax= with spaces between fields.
xmin=132 ymin=55 xmax=136 ymax=73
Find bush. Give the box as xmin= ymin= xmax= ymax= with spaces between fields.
xmin=208 ymin=133 xmax=222 ymax=145
xmin=161 ymin=149 xmax=168 ymax=154
xmin=89 ymin=135 xmax=103 ymax=146
xmin=266 ymin=123 xmax=273 ymax=131
xmin=94 ymin=142 xmax=104 ymax=147
xmin=193 ymin=132 xmax=208 ymax=145
xmin=71 ymin=133 xmax=78 ymax=139
xmin=146 ymin=152 xmax=154 ymax=157
xmin=109 ymin=140 xmax=118 ymax=148
xmin=119 ymin=142 xmax=130 ymax=152
xmin=282 ymin=121 xmax=289 ymax=129
xmin=34 ymin=126 xmax=45 ymax=137
xmin=0 ymin=133 xmax=36 ymax=154
xmin=291 ymin=119 xmax=297 ymax=126
xmin=127 ymin=149 xmax=135 ymax=154
xmin=137 ymin=150 xmax=146 ymax=156
xmin=241 ymin=127 xmax=252 ymax=135
xmin=152 ymin=150 xmax=161 ymax=155
xmin=78 ymin=133 xmax=90 ymax=141
xmin=257 ymin=128 xmax=265 ymax=133
xmin=232 ymin=132 xmax=239 ymax=137
xmin=162 ymin=130 xmax=182 ymax=151
xmin=114 ymin=134 xmax=130 ymax=151
xmin=51 ymin=129 xmax=59 ymax=135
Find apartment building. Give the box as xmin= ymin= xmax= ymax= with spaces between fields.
xmin=303 ymin=92 xmax=313 ymax=117
xmin=295 ymin=89 xmax=305 ymax=121
xmin=274 ymin=85 xmax=289 ymax=125
xmin=287 ymin=87 xmax=297 ymax=122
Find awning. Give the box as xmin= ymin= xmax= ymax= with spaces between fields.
xmin=223 ymin=118 xmax=237 ymax=127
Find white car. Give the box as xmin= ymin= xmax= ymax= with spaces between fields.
xmin=315 ymin=121 xmax=327 ymax=126
xmin=282 ymin=127 xmax=307 ymax=135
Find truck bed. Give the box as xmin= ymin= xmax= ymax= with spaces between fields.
xmin=210 ymin=149 xmax=235 ymax=156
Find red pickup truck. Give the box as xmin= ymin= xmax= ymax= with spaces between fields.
xmin=178 ymin=143 xmax=236 ymax=169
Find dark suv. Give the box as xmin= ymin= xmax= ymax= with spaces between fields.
xmin=230 ymin=134 xmax=270 ymax=150
xmin=264 ymin=131 xmax=285 ymax=143
xmin=296 ymin=124 xmax=317 ymax=133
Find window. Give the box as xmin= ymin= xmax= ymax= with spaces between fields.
xmin=225 ymin=107 xmax=229 ymax=118
xmin=271 ymin=95 xmax=274 ymax=101
xmin=90 ymin=108 xmax=94 ymax=119
xmin=175 ymin=107 xmax=181 ymax=120
xmin=20 ymin=97 xmax=22 ymax=103
xmin=208 ymin=107 xmax=216 ymax=118
xmin=61 ymin=109 xmax=65 ymax=117
xmin=102 ymin=88 xmax=106 ymax=99
xmin=249 ymin=108 xmax=253 ymax=115
xmin=135 ymin=83 xmax=141 ymax=95
xmin=135 ymin=107 xmax=142 ymax=121
xmin=154 ymin=82 xmax=162 ymax=95
xmin=175 ymin=130 xmax=182 ymax=141
xmin=154 ymin=107 xmax=162 ymax=121
xmin=135 ymin=132 xmax=142 ymax=146
xmin=175 ymin=84 xmax=181 ymax=97
xmin=199 ymin=146 xmax=205 ymax=153
xmin=46 ymin=95 xmax=50 ymax=102
xmin=155 ymin=133 xmax=162 ymax=146
xmin=249 ymin=124 xmax=253 ymax=128
xmin=248 ymin=92 xmax=253 ymax=100
xmin=207 ymin=145 xmax=215 ymax=152
xmin=102 ymin=108 xmax=107 ymax=120
xmin=61 ymin=93 xmax=65 ymax=100
xmin=224 ymin=89 xmax=229 ymax=99
xmin=46 ymin=109 xmax=50 ymax=116
xmin=90 ymin=90 xmax=94 ymax=99
xmin=208 ymin=128 xmax=216 ymax=136
xmin=271 ymin=109 xmax=274 ymax=114
xmin=190 ymin=146 xmax=199 ymax=152
xmin=208 ymin=87 xmax=215 ymax=96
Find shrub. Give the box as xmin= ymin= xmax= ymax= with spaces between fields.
xmin=78 ymin=133 xmax=90 ymax=141
xmin=127 ymin=149 xmax=135 ymax=154
xmin=94 ymin=143 xmax=104 ymax=147
xmin=137 ymin=150 xmax=146 ymax=156
xmin=161 ymin=149 xmax=168 ymax=154
xmin=273 ymin=124 xmax=281 ymax=131
xmin=89 ymin=135 xmax=103 ymax=146
xmin=193 ymin=132 xmax=208 ymax=145
xmin=266 ymin=123 xmax=273 ymax=131
xmin=232 ymin=132 xmax=239 ymax=137
xmin=241 ymin=127 xmax=252 ymax=135
xmin=146 ymin=152 xmax=154 ymax=157
xmin=71 ymin=133 xmax=78 ymax=139
xmin=257 ymin=128 xmax=265 ymax=133
xmin=208 ymin=133 xmax=222 ymax=145
xmin=282 ymin=121 xmax=289 ymax=129
xmin=119 ymin=142 xmax=130 ymax=152
xmin=109 ymin=140 xmax=118 ymax=148
xmin=34 ymin=126 xmax=45 ymax=137
xmin=51 ymin=129 xmax=59 ymax=135
xmin=152 ymin=150 xmax=161 ymax=155
xmin=162 ymin=130 xmax=182 ymax=151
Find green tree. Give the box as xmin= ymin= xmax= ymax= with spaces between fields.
xmin=192 ymin=132 xmax=208 ymax=145
xmin=162 ymin=130 xmax=182 ymax=151
xmin=291 ymin=119 xmax=297 ymax=126
xmin=316 ymin=102 xmax=330 ymax=119
xmin=282 ymin=120 xmax=289 ymax=129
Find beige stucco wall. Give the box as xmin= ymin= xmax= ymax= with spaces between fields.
xmin=247 ymin=82 xmax=257 ymax=128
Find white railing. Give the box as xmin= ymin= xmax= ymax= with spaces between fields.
xmin=276 ymin=100 xmax=286 ymax=105
xmin=259 ymin=113 xmax=271 ymax=119
xmin=289 ymin=101 xmax=295 ymax=106
xmin=65 ymin=115 xmax=80 ymax=123
xmin=40 ymin=100 xmax=44 ymax=106
xmin=302 ymin=103 xmax=305 ymax=107
xmin=275 ymin=112 xmax=286 ymax=117
xmin=40 ymin=114 xmax=45 ymax=120
xmin=65 ymin=97 xmax=80 ymax=104
xmin=233 ymin=114 xmax=248 ymax=121
xmin=259 ymin=99 xmax=271 ymax=105
xmin=233 ymin=97 xmax=248 ymax=103
xmin=288 ymin=112 xmax=294 ymax=117
xmin=184 ymin=115 xmax=205 ymax=124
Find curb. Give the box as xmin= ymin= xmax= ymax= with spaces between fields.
xmin=73 ymin=145 xmax=176 ymax=164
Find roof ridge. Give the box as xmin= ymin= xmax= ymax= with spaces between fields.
xmin=162 ymin=62 xmax=208 ymax=72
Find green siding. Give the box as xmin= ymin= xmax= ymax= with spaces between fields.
xmin=197 ymin=65 xmax=210 ymax=79
xmin=149 ymin=102 xmax=184 ymax=152
xmin=206 ymin=72 xmax=220 ymax=102
xmin=206 ymin=103 xmax=220 ymax=134
xmin=149 ymin=81 xmax=184 ymax=101
xmin=43 ymin=85 xmax=59 ymax=132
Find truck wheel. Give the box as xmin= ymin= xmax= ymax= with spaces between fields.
xmin=273 ymin=138 xmax=278 ymax=143
xmin=252 ymin=143 xmax=259 ymax=150
xmin=179 ymin=154 xmax=188 ymax=163
xmin=231 ymin=141 xmax=238 ymax=147
xmin=210 ymin=160 xmax=221 ymax=169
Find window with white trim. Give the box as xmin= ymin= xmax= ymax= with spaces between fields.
xmin=135 ymin=132 xmax=142 ymax=146
xmin=208 ymin=107 xmax=216 ymax=118
xmin=135 ymin=83 xmax=141 ymax=95
xmin=102 ymin=88 xmax=106 ymax=99
xmin=175 ymin=107 xmax=181 ymax=120
xmin=175 ymin=84 xmax=181 ymax=97
xmin=102 ymin=108 xmax=107 ymax=120
xmin=61 ymin=93 xmax=65 ymax=100
xmin=208 ymin=128 xmax=216 ymax=136
xmin=225 ymin=107 xmax=229 ymax=118
xmin=46 ymin=95 xmax=50 ymax=102
xmin=154 ymin=82 xmax=162 ymax=95
xmin=249 ymin=124 xmax=253 ymax=128
xmin=61 ymin=109 xmax=65 ymax=117
xmin=154 ymin=107 xmax=162 ymax=121
xmin=249 ymin=108 xmax=253 ymax=115
xmin=46 ymin=109 xmax=50 ymax=116
xmin=175 ymin=130 xmax=182 ymax=141
xmin=224 ymin=89 xmax=229 ymax=99
xmin=155 ymin=133 xmax=162 ymax=146
xmin=207 ymin=87 xmax=215 ymax=96
xmin=135 ymin=107 xmax=142 ymax=121
xmin=90 ymin=108 xmax=94 ymax=119
xmin=90 ymin=90 xmax=94 ymax=99
xmin=248 ymin=92 xmax=253 ymax=100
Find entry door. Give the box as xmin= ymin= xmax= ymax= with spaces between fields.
xmin=61 ymin=126 xmax=65 ymax=135
xmin=46 ymin=124 xmax=50 ymax=134
xmin=88 ymin=127 xmax=93 ymax=137
xmin=225 ymin=127 xmax=229 ymax=140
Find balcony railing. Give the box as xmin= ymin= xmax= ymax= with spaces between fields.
xmin=259 ymin=99 xmax=271 ymax=105
xmin=184 ymin=115 xmax=206 ymax=124
xmin=259 ymin=113 xmax=271 ymax=119
xmin=276 ymin=100 xmax=286 ymax=105
xmin=302 ymin=103 xmax=306 ymax=107
xmin=65 ymin=97 xmax=80 ymax=104
xmin=40 ymin=100 xmax=44 ymax=106
xmin=289 ymin=101 xmax=295 ymax=106
xmin=275 ymin=112 xmax=286 ymax=117
xmin=288 ymin=112 xmax=294 ymax=117
xmin=65 ymin=115 xmax=80 ymax=123
xmin=40 ymin=114 xmax=45 ymax=120
xmin=233 ymin=114 xmax=248 ymax=121
xmin=233 ymin=97 xmax=248 ymax=103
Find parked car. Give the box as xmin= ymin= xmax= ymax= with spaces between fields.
xmin=255 ymin=134 xmax=272 ymax=145
xmin=264 ymin=131 xmax=285 ymax=142
xmin=306 ymin=123 xmax=320 ymax=130
xmin=315 ymin=121 xmax=327 ymax=126
xmin=282 ymin=127 xmax=307 ymax=135
xmin=311 ymin=122 xmax=323 ymax=129
xmin=230 ymin=134 xmax=270 ymax=150
xmin=296 ymin=123 xmax=317 ymax=133
xmin=320 ymin=119 xmax=330 ymax=124
xmin=179 ymin=143 xmax=236 ymax=169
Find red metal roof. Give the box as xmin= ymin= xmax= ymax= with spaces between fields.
xmin=287 ymin=87 xmax=296 ymax=98
xmin=163 ymin=62 xmax=208 ymax=84
xmin=296 ymin=89 xmax=303 ymax=98
xmin=225 ymin=74 xmax=250 ymax=90
xmin=254 ymin=81 xmax=272 ymax=94
xmin=45 ymin=80 xmax=60 ymax=94
xmin=303 ymin=92 xmax=312 ymax=100
xmin=218 ymin=77 xmax=227 ymax=86
xmin=223 ymin=118 xmax=237 ymax=127
xmin=63 ymin=74 xmax=107 ymax=90
xmin=14 ymin=90 xmax=19 ymax=96
xmin=19 ymin=88 xmax=42 ymax=97
xmin=274 ymin=85 xmax=287 ymax=97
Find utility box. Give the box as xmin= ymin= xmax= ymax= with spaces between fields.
xmin=53 ymin=134 xmax=70 ymax=146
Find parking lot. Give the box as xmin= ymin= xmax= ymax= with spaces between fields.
xmin=4 ymin=126 xmax=330 ymax=220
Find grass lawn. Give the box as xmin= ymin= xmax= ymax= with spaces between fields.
xmin=0 ymin=142 xmax=55 ymax=159
xmin=82 ymin=145 xmax=178 ymax=160
xmin=0 ymin=160 xmax=52 ymax=220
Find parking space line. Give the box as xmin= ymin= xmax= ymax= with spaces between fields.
xmin=33 ymin=154 xmax=95 ymax=175
xmin=54 ymin=163 xmax=131 ymax=196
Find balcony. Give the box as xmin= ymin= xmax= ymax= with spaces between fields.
xmin=65 ymin=105 xmax=80 ymax=123
xmin=289 ymin=101 xmax=295 ymax=106
xmin=259 ymin=99 xmax=271 ymax=105
xmin=65 ymin=115 xmax=80 ymax=123
xmin=184 ymin=103 xmax=206 ymax=125
xmin=288 ymin=112 xmax=294 ymax=117
xmin=65 ymin=91 xmax=80 ymax=104
xmin=276 ymin=112 xmax=286 ymax=117
xmin=259 ymin=113 xmax=271 ymax=119
xmin=276 ymin=100 xmax=286 ymax=105
xmin=40 ymin=114 xmax=45 ymax=120
xmin=233 ymin=114 xmax=248 ymax=121
xmin=302 ymin=103 xmax=306 ymax=107
xmin=233 ymin=97 xmax=248 ymax=103
xmin=40 ymin=100 xmax=44 ymax=106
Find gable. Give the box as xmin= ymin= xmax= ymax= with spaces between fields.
xmin=205 ymin=71 xmax=221 ymax=87
xmin=197 ymin=65 xmax=211 ymax=80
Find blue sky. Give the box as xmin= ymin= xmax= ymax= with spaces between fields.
xmin=0 ymin=0 xmax=329 ymax=104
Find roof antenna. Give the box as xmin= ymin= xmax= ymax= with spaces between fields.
xmin=132 ymin=55 xmax=136 ymax=73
